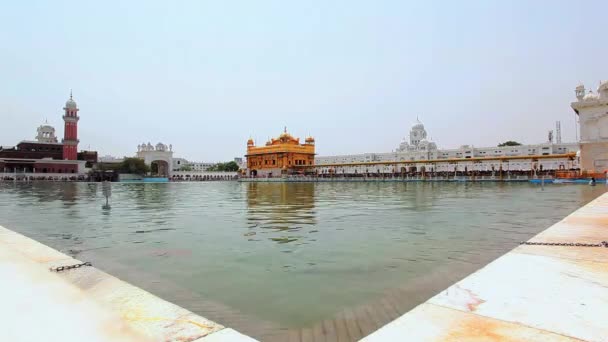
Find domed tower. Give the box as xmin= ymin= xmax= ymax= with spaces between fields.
xmin=62 ymin=91 xmax=79 ymax=160
xmin=575 ymin=83 xmax=586 ymax=101
xmin=410 ymin=117 xmax=427 ymax=147
xmin=305 ymin=136 xmax=315 ymax=145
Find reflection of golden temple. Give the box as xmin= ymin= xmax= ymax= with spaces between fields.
xmin=246 ymin=182 xmax=316 ymax=237
xmin=245 ymin=128 xmax=315 ymax=177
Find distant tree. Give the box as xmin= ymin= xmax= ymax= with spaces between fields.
xmin=498 ymin=141 xmax=522 ymax=147
xmin=94 ymin=162 xmax=122 ymax=171
xmin=207 ymin=161 xmax=239 ymax=172
xmin=119 ymin=157 xmax=150 ymax=175
xmin=180 ymin=165 xmax=193 ymax=171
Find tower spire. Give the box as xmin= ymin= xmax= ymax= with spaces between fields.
xmin=70 ymin=89 xmax=73 ymax=100
xmin=284 ymin=126 xmax=287 ymax=133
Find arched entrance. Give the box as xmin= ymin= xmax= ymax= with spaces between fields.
xmin=151 ymin=160 xmax=170 ymax=177
xmin=136 ymin=142 xmax=173 ymax=178
xmin=250 ymin=169 xmax=258 ymax=177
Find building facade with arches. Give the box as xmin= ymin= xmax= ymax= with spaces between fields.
xmin=136 ymin=142 xmax=173 ymax=177
xmin=314 ymin=117 xmax=579 ymax=175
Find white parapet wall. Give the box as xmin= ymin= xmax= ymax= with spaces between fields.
xmin=362 ymin=192 xmax=608 ymax=341
xmin=0 ymin=225 xmax=257 ymax=342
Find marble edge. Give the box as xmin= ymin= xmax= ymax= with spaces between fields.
xmin=0 ymin=225 xmax=258 ymax=342
xmin=361 ymin=192 xmax=608 ymax=341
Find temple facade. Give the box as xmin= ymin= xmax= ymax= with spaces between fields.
xmin=245 ymin=128 xmax=315 ymax=177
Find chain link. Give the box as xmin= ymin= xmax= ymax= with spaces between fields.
xmin=50 ymin=261 xmax=92 ymax=272
xmin=520 ymin=241 xmax=608 ymax=248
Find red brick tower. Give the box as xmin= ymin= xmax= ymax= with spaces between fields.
xmin=62 ymin=91 xmax=79 ymax=160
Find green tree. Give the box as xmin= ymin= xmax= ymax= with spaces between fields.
xmin=498 ymin=141 xmax=522 ymax=147
xmin=207 ymin=161 xmax=239 ymax=172
xmin=119 ymin=158 xmax=150 ymax=175
xmin=180 ymin=165 xmax=193 ymax=171
xmin=223 ymin=161 xmax=239 ymax=171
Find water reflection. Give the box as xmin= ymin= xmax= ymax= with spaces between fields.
xmin=126 ymin=183 xmax=174 ymax=211
xmin=10 ymin=181 xmax=80 ymax=204
xmin=246 ymin=182 xmax=316 ymax=244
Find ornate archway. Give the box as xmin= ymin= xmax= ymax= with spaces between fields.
xmin=136 ymin=142 xmax=173 ymax=178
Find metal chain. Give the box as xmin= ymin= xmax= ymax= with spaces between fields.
xmin=520 ymin=241 xmax=608 ymax=248
xmin=50 ymin=261 xmax=92 ymax=272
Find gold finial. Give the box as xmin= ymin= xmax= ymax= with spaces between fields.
xmin=284 ymin=126 xmax=287 ymax=133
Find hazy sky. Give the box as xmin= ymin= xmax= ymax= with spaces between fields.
xmin=1 ymin=1 xmax=606 ymax=161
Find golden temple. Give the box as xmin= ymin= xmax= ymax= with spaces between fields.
xmin=245 ymin=128 xmax=315 ymax=177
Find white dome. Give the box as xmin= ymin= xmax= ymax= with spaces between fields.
xmin=583 ymin=92 xmax=599 ymax=101
xmin=412 ymin=120 xmax=424 ymax=130
xmin=65 ymin=95 xmax=77 ymax=109
xmin=419 ymin=138 xmax=429 ymax=145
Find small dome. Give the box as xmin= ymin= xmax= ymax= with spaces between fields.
xmin=65 ymin=98 xmax=77 ymax=109
xmin=65 ymin=92 xmax=78 ymax=109
xmin=305 ymin=136 xmax=315 ymax=143
xmin=247 ymin=138 xmax=254 ymax=145
xmin=583 ymin=91 xmax=599 ymax=101
xmin=38 ymin=124 xmax=55 ymax=130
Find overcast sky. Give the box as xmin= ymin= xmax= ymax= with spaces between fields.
xmin=1 ymin=1 xmax=606 ymax=162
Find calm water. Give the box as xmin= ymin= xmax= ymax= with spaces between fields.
xmin=0 ymin=181 xmax=605 ymax=338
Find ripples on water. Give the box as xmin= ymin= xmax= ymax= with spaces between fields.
xmin=0 ymin=181 xmax=605 ymax=330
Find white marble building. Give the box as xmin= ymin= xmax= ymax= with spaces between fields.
xmin=315 ymin=118 xmax=579 ymax=174
xmin=571 ymin=80 xmax=608 ymax=173
xmin=172 ymin=158 xmax=215 ymax=172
